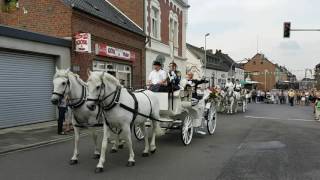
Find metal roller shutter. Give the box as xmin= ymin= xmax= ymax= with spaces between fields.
xmin=0 ymin=50 xmax=56 ymax=128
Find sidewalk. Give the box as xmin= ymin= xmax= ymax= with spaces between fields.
xmin=0 ymin=121 xmax=90 ymax=155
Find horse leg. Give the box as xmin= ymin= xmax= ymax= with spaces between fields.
xmin=91 ymin=129 xmax=100 ymax=159
xmin=230 ymin=100 xmax=234 ymax=114
xmin=150 ymin=121 xmax=160 ymax=153
xmin=110 ymin=133 xmax=119 ymax=153
xmin=140 ymin=123 xmax=150 ymax=157
xmin=70 ymin=118 xmax=79 ymax=165
xmin=122 ymin=125 xmax=135 ymax=167
xmin=95 ymin=122 xmax=109 ymax=173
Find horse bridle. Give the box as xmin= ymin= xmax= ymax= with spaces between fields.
xmin=52 ymin=76 xmax=87 ymax=109
xmin=86 ymin=72 xmax=121 ymax=109
xmin=52 ymin=77 xmax=70 ymax=99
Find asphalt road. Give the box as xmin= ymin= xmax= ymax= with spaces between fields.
xmin=0 ymin=103 xmax=318 ymax=180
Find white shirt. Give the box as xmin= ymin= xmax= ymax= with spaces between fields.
xmin=225 ymin=81 xmax=234 ymax=89
xmin=148 ymin=69 xmax=167 ymax=85
xmin=235 ymin=83 xmax=241 ymax=89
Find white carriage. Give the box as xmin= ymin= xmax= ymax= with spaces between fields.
xmin=134 ymin=87 xmax=217 ymax=145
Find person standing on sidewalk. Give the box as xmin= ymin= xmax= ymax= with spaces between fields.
xmin=288 ymin=89 xmax=295 ymax=107
xmin=57 ymin=96 xmax=68 ymax=135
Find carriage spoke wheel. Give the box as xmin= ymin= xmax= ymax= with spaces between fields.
xmin=133 ymin=124 xmax=145 ymax=141
xmin=181 ymin=114 xmax=193 ymax=145
xmin=207 ymin=104 xmax=217 ymax=135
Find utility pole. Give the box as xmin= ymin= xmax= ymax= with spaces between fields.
xmin=203 ymin=33 xmax=210 ymax=78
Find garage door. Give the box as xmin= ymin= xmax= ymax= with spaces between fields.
xmin=0 ymin=50 xmax=56 ymax=128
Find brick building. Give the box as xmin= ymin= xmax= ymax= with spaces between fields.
xmin=243 ymin=53 xmax=277 ymax=91
xmin=0 ymin=0 xmax=146 ymax=88
xmin=144 ymin=0 xmax=190 ymax=78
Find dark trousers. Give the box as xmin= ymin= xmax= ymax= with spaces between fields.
xmin=289 ymin=97 xmax=294 ymax=106
xmin=58 ymin=107 xmax=67 ymax=133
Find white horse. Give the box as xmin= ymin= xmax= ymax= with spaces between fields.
xmin=51 ymin=68 xmax=101 ymax=165
xmin=51 ymin=69 xmax=124 ymax=165
xmin=225 ymin=87 xmax=236 ymax=114
xmin=86 ymin=71 xmax=162 ymax=173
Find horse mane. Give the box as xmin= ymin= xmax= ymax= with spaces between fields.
xmin=102 ymin=71 xmax=121 ymax=86
xmin=54 ymin=69 xmax=87 ymax=86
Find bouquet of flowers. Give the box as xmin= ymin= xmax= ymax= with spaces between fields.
xmin=208 ymin=87 xmax=220 ymax=101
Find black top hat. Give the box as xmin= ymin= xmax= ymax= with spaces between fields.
xmin=153 ymin=61 xmax=162 ymax=66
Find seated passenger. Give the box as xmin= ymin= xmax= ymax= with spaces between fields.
xmin=225 ymin=78 xmax=234 ymax=91
xmin=147 ymin=61 xmax=167 ymax=92
xmin=234 ymin=79 xmax=242 ymax=92
xmin=186 ymin=72 xmax=208 ymax=100
xmin=167 ymin=62 xmax=181 ymax=92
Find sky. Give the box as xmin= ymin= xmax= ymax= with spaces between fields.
xmin=187 ymin=0 xmax=320 ymax=80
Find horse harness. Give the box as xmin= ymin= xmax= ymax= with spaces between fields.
xmin=52 ymin=76 xmax=101 ymax=128
xmin=87 ymin=83 xmax=161 ymax=135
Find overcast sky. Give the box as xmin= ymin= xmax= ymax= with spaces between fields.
xmin=187 ymin=0 xmax=320 ymax=79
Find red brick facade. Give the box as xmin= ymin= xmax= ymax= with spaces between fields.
xmin=244 ymin=54 xmax=276 ymax=91
xmin=146 ymin=0 xmax=183 ymax=57
xmin=0 ymin=0 xmax=72 ymax=37
xmin=0 ymin=0 xmax=146 ymax=88
xmin=72 ymin=11 xmax=146 ymax=88
xmin=107 ymin=0 xmax=144 ymax=28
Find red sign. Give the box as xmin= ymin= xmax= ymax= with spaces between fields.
xmin=95 ymin=43 xmax=136 ymax=61
xmin=75 ymin=33 xmax=91 ymax=53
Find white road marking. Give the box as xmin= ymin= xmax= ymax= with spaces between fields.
xmin=245 ymin=116 xmax=315 ymax=122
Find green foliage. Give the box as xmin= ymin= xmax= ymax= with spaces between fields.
xmin=2 ymin=0 xmax=18 ymax=13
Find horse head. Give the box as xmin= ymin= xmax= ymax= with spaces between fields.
xmin=51 ymin=67 xmax=71 ymax=105
xmin=86 ymin=71 xmax=120 ymax=111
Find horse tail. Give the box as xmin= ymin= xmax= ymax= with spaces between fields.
xmin=153 ymin=121 xmax=165 ymax=137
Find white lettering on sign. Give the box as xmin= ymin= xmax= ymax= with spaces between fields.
xmin=95 ymin=43 xmax=136 ymax=61
xmin=75 ymin=33 xmax=91 ymax=53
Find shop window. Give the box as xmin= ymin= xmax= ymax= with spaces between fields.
xmin=92 ymin=60 xmax=132 ymax=88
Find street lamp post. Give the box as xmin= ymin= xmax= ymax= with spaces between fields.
xmin=204 ymin=33 xmax=210 ymax=78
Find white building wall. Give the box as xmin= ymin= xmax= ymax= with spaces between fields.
xmin=186 ymin=48 xmax=203 ymax=79
xmin=205 ymin=68 xmax=228 ymax=88
xmin=234 ymin=68 xmax=245 ymax=81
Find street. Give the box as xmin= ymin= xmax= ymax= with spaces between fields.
xmin=0 ymin=103 xmax=318 ymax=180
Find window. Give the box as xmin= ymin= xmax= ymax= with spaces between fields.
xmin=169 ymin=10 xmax=179 ymax=47
xmin=261 ymin=61 xmax=263 ymax=64
xmin=151 ymin=6 xmax=160 ymax=39
xmin=93 ymin=61 xmax=132 ymax=87
xmin=253 ymin=61 xmax=256 ymax=65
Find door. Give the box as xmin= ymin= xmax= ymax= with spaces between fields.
xmin=0 ymin=50 xmax=56 ymax=128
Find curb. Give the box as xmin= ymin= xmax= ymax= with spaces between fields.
xmin=0 ymin=132 xmax=90 ymax=156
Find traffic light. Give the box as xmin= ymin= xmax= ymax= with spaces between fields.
xmin=283 ymin=22 xmax=291 ymax=38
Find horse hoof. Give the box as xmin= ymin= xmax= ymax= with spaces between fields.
xmin=95 ymin=167 xmax=104 ymax=173
xmin=110 ymin=149 xmax=118 ymax=153
xmin=150 ymin=149 xmax=157 ymax=154
xmin=142 ymin=152 xmax=149 ymax=157
xmin=93 ymin=154 xmax=100 ymax=159
xmin=126 ymin=161 xmax=135 ymax=167
xmin=69 ymin=159 xmax=78 ymax=165
xmin=118 ymin=144 xmax=124 ymax=149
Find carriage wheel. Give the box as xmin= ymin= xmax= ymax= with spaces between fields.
xmin=181 ymin=114 xmax=193 ymax=145
xmin=207 ymin=104 xmax=217 ymax=135
xmin=133 ymin=124 xmax=145 ymax=141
